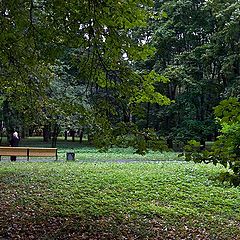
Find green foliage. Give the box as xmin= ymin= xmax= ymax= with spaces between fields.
xmin=133 ymin=0 xmax=239 ymax=147
xmin=214 ymin=97 xmax=240 ymax=124
xmin=0 ymin=162 xmax=239 ymax=239
xmin=88 ymin=117 xmax=168 ymax=154
xmin=0 ymin=0 xmax=173 ymax=153
xmin=2 ymin=0 xmax=239 ymax=158
xmin=125 ymin=128 xmax=168 ymax=155
xmin=184 ymin=97 xmax=240 ymax=186
xmin=129 ymin=70 xmax=171 ymax=105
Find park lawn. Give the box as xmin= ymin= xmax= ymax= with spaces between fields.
xmin=0 ymin=161 xmax=239 ymax=239
xmin=57 ymin=147 xmax=181 ymax=162
xmin=15 ymin=136 xmax=181 ymax=162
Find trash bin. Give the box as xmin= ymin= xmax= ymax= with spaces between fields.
xmin=66 ymin=152 xmax=75 ymax=161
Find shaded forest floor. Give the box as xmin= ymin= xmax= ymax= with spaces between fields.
xmin=0 ymin=161 xmax=239 ymax=239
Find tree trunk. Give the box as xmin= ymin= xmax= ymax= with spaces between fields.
xmin=64 ymin=130 xmax=68 ymax=141
xmin=79 ymin=128 xmax=84 ymax=143
xmin=69 ymin=129 xmax=75 ymax=142
xmin=51 ymin=123 xmax=60 ymax=148
xmin=43 ymin=125 xmax=50 ymax=142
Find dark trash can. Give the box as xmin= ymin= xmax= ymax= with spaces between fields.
xmin=66 ymin=152 xmax=75 ymax=161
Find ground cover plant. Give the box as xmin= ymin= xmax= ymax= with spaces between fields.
xmin=0 ymin=136 xmax=180 ymax=162
xmin=0 ymin=161 xmax=239 ymax=239
xmin=57 ymin=147 xmax=180 ymax=162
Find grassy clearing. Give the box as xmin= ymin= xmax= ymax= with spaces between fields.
xmin=58 ymin=147 xmax=180 ymax=162
xmin=0 ymin=146 xmax=179 ymax=162
xmin=0 ymin=161 xmax=239 ymax=239
xmin=0 ymin=136 xmax=181 ymax=162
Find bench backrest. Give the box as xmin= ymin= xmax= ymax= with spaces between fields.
xmin=28 ymin=147 xmax=57 ymax=157
xmin=0 ymin=147 xmax=28 ymax=156
xmin=0 ymin=147 xmax=57 ymax=159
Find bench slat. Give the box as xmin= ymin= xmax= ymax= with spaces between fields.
xmin=0 ymin=147 xmax=57 ymax=160
xmin=0 ymin=148 xmax=28 ymax=156
xmin=29 ymin=149 xmax=57 ymax=157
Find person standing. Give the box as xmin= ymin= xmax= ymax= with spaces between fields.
xmin=10 ymin=130 xmax=20 ymax=161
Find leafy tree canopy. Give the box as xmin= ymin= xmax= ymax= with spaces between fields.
xmin=0 ymin=0 xmax=172 ymax=152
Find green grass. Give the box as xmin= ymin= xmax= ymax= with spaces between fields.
xmin=4 ymin=136 xmax=180 ymax=162
xmin=59 ymin=147 xmax=180 ymax=162
xmin=0 ymin=161 xmax=239 ymax=239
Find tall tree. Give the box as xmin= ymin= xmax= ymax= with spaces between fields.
xmin=0 ymin=0 xmax=171 ymax=150
xmin=135 ymin=0 xmax=239 ymax=148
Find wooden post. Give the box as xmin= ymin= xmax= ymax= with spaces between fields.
xmin=27 ymin=148 xmax=30 ymax=161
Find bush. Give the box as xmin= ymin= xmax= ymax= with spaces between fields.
xmin=183 ymin=98 xmax=240 ymax=186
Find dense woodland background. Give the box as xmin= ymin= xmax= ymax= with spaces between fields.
xmin=0 ymin=2 xmax=240 ymax=238
xmin=0 ymin=0 xmax=239 ymax=156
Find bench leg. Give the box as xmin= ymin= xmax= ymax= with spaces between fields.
xmin=27 ymin=149 xmax=30 ymax=161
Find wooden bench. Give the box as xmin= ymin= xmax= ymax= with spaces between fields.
xmin=0 ymin=147 xmax=58 ymax=161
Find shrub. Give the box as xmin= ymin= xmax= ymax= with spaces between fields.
xmin=183 ymin=98 xmax=240 ymax=186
